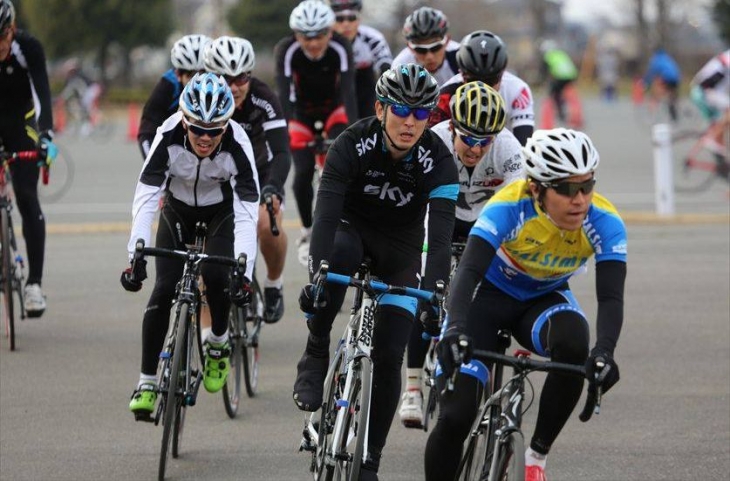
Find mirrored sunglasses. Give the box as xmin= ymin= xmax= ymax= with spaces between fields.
xmin=335 ymin=13 xmax=359 ymax=22
xmin=455 ymin=129 xmax=495 ymax=148
xmin=225 ymin=72 xmax=251 ymax=86
xmin=541 ymin=178 xmax=596 ymax=197
xmin=408 ymin=37 xmax=447 ymax=55
xmin=185 ymin=120 xmax=226 ymax=138
xmin=388 ymin=103 xmax=431 ymax=121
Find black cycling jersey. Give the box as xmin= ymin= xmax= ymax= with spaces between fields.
xmin=274 ymin=31 xmax=358 ymax=124
xmin=351 ymin=24 xmax=393 ymax=119
xmin=0 ymin=29 xmax=53 ymax=132
xmin=309 ymin=117 xmax=459 ymax=291
xmin=230 ymin=77 xmax=291 ymax=195
xmin=137 ymin=69 xmax=182 ymax=158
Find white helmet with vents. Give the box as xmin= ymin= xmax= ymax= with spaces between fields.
xmin=523 ymin=128 xmax=600 ymax=181
xmin=204 ymin=36 xmax=255 ymax=76
xmin=171 ymin=34 xmax=212 ymax=71
xmin=290 ymin=0 xmax=335 ymax=36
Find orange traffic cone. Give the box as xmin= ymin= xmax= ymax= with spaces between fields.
xmin=127 ymin=103 xmax=140 ymax=141
xmin=539 ymin=98 xmax=555 ymax=129
xmin=54 ymin=99 xmax=67 ymax=133
xmin=631 ymin=78 xmax=644 ymax=106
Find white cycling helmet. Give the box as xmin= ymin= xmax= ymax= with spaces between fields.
xmin=179 ymin=72 xmax=235 ymax=124
xmin=523 ymin=128 xmax=600 ymax=182
xmin=290 ymin=0 xmax=335 ymax=36
xmin=171 ymin=34 xmax=212 ymax=71
xmin=205 ymin=36 xmax=255 ymax=77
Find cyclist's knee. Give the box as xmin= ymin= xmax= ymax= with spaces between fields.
xmin=545 ymin=310 xmax=589 ymax=363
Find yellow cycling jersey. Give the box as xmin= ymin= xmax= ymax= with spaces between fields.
xmin=471 ymin=180 xmax=627 ymax=300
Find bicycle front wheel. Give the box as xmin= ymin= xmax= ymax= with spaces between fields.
xmin=490 ymin=431 xmax=525 ymax=481
xmin=159 ymin=305 xmax=189 ymax=480
xmin=1 ymin=208 xmax=15 ymax=351
xmin=39 ymin=143 xmax=75 ymax=203
xmin=671 ymin=130 xmax=717 ymax=193
xmin=223 ymin=305 xmax=243 ymax=418
xmin=243 ymin=279 xmax=263 ymax=397
xmin=313 ymin=346 xmax=346 ymax=481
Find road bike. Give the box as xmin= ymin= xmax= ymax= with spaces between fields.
xmin=53 ymin=90 xmax=115 ymax=143
xmin=453 ymin=331 xmax=604 ymax=481
xmin=221 ymin=194 xmax=279 ymax=417
xmin=419 ymin=240 xmax=467 ymax=432
xmin=299 ymin=260 xmax=444 ymax=480
xmin=0 ymin=146 xmax=36 ymax=351
xmin=129 ymin=224 xmax=247 ymax=481
xmin=671 ymin=122 xmax=730 ymax=193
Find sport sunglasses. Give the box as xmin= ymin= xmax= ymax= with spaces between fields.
xmin=387 ymin=103 xmax=431 ymax=121
xmin=408 ymin=37 xmax=447 ymax=55
xmin=224 ymin=72 xmax=251 ymax=86
xmin=541 ymin=178 xmax=596 ymax=197
xmin=455 ymin=128 xmax=496 ymax=148
xmin=335 ymin=13 xmax=359 ymax=22
xmin=185 ymin=119 xmax=226 ymax=138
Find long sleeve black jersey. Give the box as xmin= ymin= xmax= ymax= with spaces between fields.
xmin=273 ymin=32 xmax=358 ymax=124
xmin=230 ymin=77 xmax=291 ymax=194
xmin=0 ymin=30 xmax=53 ymax=132
xmin=309 ymin=117 xmax=459 ymax=290
xmin=137 ymin=69 xmax=182 ymax=158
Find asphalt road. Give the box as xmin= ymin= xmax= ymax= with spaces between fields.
xmin=0 ymin=96 xmax=728 ymax=481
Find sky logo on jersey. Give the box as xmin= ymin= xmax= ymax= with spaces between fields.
xmin=416 ymin=146 xmax=434 ymax=173
xmin=512 ymin=87 xmax=531 ymax=110
xmin=356 ymin=133 xmax=378 ymax=157
xmin=363 ymin=182 xmax=414 ymax=206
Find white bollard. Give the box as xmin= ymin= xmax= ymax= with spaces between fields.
xmin=652 ymin=123 xmax=675 ymax=216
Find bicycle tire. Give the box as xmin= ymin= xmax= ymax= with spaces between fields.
xmin=456 ymin=417 xmax=490 ymax=481
xmin=1 ymin=208 xmax=15 ymax=351
xmin=243 ymin=280 xmax=263 ymax=397
xmin=39 ymin=143 xmax=75 ymax=203
xmin=172 ymin=305 xmax=201 ymax=457
xmin=491 ymin=431 xmax=525 ymax=481
xmin=342 ymin=357 xmax=372 ymax=481
xmin=158 ymin=305 xmax=188 ymax=481
xmin=223 ymin=305 xmax=243 ymax=418
xmin=313 ymin=346 xmax=346 ymax=481
xmin=671 ymin=130 xmax=717 ymax=193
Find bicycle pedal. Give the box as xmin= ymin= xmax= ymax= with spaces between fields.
xmin=133 ymin=411 xmax=155 ymax=423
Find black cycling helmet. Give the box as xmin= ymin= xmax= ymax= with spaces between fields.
xmin=457 ymin=30 xmax=508 ymax=84
xmin=0 ymin=0 xmax=15 ymax=32
xmin=328 ymin=0 xmax=362 ymax=12
xmin=403 ymin=7 xmax=449 ymax=42
xmin=375 ymin=63 xmax=439 ymax=109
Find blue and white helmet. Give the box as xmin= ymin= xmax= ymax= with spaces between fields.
xmin=179 ymin=73 xmax=235 ymax=124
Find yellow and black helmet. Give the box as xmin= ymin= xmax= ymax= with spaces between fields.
xmin=449 ymin=81 xmax=506 ymax=138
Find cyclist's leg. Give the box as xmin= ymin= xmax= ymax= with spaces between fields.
xmin=424 ymin=280 xmax=516 ymax=481
xmin=512 ymin=289 xmax=589 ymax=463
xmin=550 ymin=80 xmax=567 ymax=122
xmin=289 ymin=118 xmax=317 ymax=232
xmin=324 ymin=105 xmax=348 ymax=140
xmin=665 ymin=80 xmax=679 ymax=122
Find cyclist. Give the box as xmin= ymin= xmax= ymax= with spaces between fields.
xmin=0 ymin=0 xmax=57 ymax=317
xmin=540 ymin=40 xmax=581 ymax=127
xmin=58 ymin=58 xmax=103 ymax=137
xmin=329 ymin=0 xmax=393 ymax=119
xmin=274 ymin=0 xmax=357 ymax=265
xmin=391 ymin=6 xmax=459 ymax=86
xmin=425 ymin=128 xmax=627 ymax=481
xmin=121 ymin=73 xmax=260 ymax=418
xmin=205 ymin=36 xmax=291 ymax=324
xmin=429 ymin=30 xmax=535 ymax=146
xmin=137 ymin=34 xmax=211 ymax=158
xmin=689 ymin=49 xmax=730 ymax=173
xmin=399 ymin=81 xmax=524 ymax=428
xmin=643 ymin=46 xmax=681 ymax=123
xmin=292 ymin=64 xmax=458 ymax=480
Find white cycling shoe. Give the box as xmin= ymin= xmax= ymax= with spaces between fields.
xmin=398 ymin=389 xmax=423 ymax=429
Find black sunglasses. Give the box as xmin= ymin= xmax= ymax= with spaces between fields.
xmin=186 ymin=120 xmax=226 ymax=138
xmin=541 ymin=178 xmax=596 ymax=197
xmin=335 ymin=14 xmax=359 ymax=22
xmin=224 ymin=72 xmax=251 ymax=86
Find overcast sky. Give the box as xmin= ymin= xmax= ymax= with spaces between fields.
xmin=562 ymin=0 xmax=714 ymax=24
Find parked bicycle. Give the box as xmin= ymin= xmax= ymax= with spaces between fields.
xmin=299 ymin=260 xmax=444 ymax=481
xmin=221 ymin=194 xmax=279 ymax=418
xmin=671 ymin=122 xmax=730 ymax=193
xmin=0 ymin=146 xmax=36 ymax=351
xmin=128 ymin=227 xmax=247 ymax=481
xmin=453 ymin=331 xmax=605 ymax=481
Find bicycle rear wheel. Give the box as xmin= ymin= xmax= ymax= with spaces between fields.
xmin=1 ymin=208 xmax=15 ymax=351
xmin=223 ymin=305 xmax=244 ymax=418
xmin=671 ymin=130 xmax=717 ymax=192
xmin=491 ymin=431 xmax=525 ymax=480
xmin=243 ymin=279 xmax=263 ymax=397
xmin=158 ymin=305 xmax=188 ymax=481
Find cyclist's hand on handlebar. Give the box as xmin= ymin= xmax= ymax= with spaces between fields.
xmin=260 ymin=184 xmax=282 ymax=205
xmin=230 ymin=275 xmax=253 ymax=307
xmin=299 ymin=283 xmax=328 ymax=315
xmin=417 ymin=300 xmax=441 ymax=338
xmin=585 ymin=347 xmax=620 ymax=393
xmin=436 ymin=327 xmax=473 ymax=379
xmin=120 ymin=259 xmax=147 ymax=292
xmin=37 ymin=130 xmax=58 ymax=166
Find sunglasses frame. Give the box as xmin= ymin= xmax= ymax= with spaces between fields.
xmin=184 ymin=118 xmax=226 ymax=138
xmin=335 ymin=13 xmax=359 ymax=22
xmin=387 ymin=102 xmax=431 ymax=121
xmin=408 ymin=37 xmax=448 ymax=55
xmin=225 ymin=72 xmax=251 ymax=87
xmin=541 ymin=178 xmax=596 ymax=197
xmin=454 ymin=128 xmax=495 ymax=148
